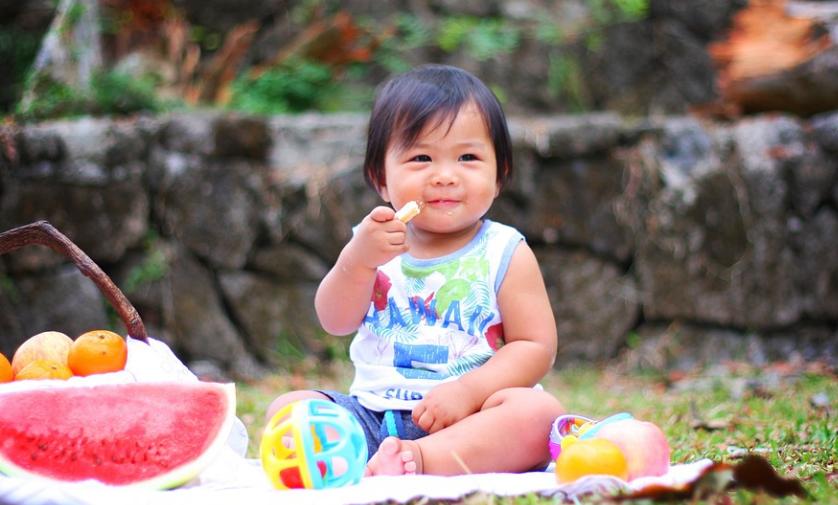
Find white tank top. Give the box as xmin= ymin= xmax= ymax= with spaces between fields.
xmin=348 ymin=220 xmax=524 ymax=411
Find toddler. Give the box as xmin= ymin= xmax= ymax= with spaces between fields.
xmin=266 ymin=64 xmax=565 ymax=476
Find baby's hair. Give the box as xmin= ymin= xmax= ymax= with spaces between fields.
xmin=363 ymin=64 xmax=513 ymax=192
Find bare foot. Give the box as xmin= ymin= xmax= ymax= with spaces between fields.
xmin=365 ymin=437 xmax=423 ymax=476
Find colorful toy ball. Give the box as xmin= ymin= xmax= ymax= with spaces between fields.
xmin=260 ymin=399 xmax=368 ymax=490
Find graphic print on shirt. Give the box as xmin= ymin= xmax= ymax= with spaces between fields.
xmin=349 ymin=221 xmax=521 ymax=410
xmin=363 ymin=230 xmax=499 ymax=380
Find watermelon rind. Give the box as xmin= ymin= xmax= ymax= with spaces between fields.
xmin=0 ymin=381 xmax=236 ymax=489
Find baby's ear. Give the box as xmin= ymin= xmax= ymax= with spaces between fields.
xmin=378 ymin=183 xmax=392 ymax=203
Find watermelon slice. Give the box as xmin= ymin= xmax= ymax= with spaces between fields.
xmin=0 ymin=381 xmax=236 ymax=489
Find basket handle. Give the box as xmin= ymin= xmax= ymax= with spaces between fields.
xmin=0 ymin=221 xmax=148 ymax=343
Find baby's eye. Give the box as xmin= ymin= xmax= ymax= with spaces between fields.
xmin=459 ymin=154 xmax=478 ymax=162
xmin=411 ymin=155 xmax=431 ymax=162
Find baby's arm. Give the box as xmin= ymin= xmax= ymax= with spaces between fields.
xmin=315 ymin=206 xmax=410 ymax=336
xmin=412 ymin=241 xmax=557 ymax=432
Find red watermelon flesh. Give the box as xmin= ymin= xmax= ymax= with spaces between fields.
xmin=0 ymin=381 xmax=236 ymax=489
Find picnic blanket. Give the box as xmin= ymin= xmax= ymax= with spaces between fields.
xmin=0 ymin=452 xmax=714 ymax=505
xmin=0 ymin=338 xmax=714 ymax=505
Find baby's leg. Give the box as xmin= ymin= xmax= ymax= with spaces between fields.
xmin=406 ymin=388 xmax=564 ymax=475
xmin=365 ymin=437 xmax=422 ymax=476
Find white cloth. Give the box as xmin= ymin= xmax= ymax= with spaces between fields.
xmin=0 ymin=452 xmax=714 ymax=505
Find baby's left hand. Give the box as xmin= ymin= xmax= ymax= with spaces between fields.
xmin=412 ymin=380 xmax=481 ymax=433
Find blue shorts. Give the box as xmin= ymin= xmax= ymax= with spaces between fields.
xmin=315 ymin=390 xmax=429 ymax=461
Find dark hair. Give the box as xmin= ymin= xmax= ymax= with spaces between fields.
xmin=363 ymin=65 xmax=513 ymax=192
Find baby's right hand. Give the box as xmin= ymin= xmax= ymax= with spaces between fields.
xmin=348 ymin=206 xmax=410 ymax=269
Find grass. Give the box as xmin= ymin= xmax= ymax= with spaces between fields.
xmin=235 ymin=358 xmax=838 ymax=503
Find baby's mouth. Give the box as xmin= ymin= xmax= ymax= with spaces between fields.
xmin=426 ymin=198 xmax=459 ymax=205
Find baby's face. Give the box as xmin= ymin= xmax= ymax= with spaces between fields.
xmin=380 ymin=103 xmax=499 ymax=237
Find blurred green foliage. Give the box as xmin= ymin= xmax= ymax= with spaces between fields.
xmin=8 ymin=0 xmax=651 ymax=120
xmin=227 ymin=59 xmax=343 ymax=115
xmin=124 ymin=231 xmax=170 ymax=295
xmin=0 ymin=27 xmax=41 ymax=113
xmin=438 ymin=17 xmax=521 ymax=61
xmin=224 ymin=0 xmax=650 ymax=114
xmin=15 ymin=70 xmax=165 ymax=122
xmin=0 ymin=274 xmax=21 ymax=304
xmin=371 ymin=13 xmax=433 ymax=74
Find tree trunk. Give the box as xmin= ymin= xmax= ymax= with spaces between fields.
xmin=708 ymin=0 xmax=838 ymax=117
xmin=19 ymin=0 xmax=103 ymax=113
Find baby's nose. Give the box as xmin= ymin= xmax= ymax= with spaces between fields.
xmin=431 ymin=164 xmax=458 ymax=185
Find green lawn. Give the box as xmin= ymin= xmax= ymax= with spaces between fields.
xmin=235 ymin=358 xmax=838 ymax=503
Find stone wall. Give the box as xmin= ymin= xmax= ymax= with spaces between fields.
xmin=2 ymin=110 xmax=837 ymax=379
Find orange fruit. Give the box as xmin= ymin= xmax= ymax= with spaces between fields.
xmin=15 ymin=359 xmax=74 ymax=381
xmin=11 ymin=331 xmax=73 ymax=376
xmin=555 ymin=438 xmax=629 ymax=483
xmin=67 ymin=330 xmax=128 ymax=377
xmin=0 ymin=352 xmax=13 ymax=383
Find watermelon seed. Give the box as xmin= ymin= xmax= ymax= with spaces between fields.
xmin=30 ymin=453 xmax=37 ymax=461
xmin=94 ymin=457 xmax=102 ymax=465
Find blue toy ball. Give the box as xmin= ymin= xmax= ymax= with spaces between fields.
xmin=261 ymin=399 xmax=368 ymax=490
